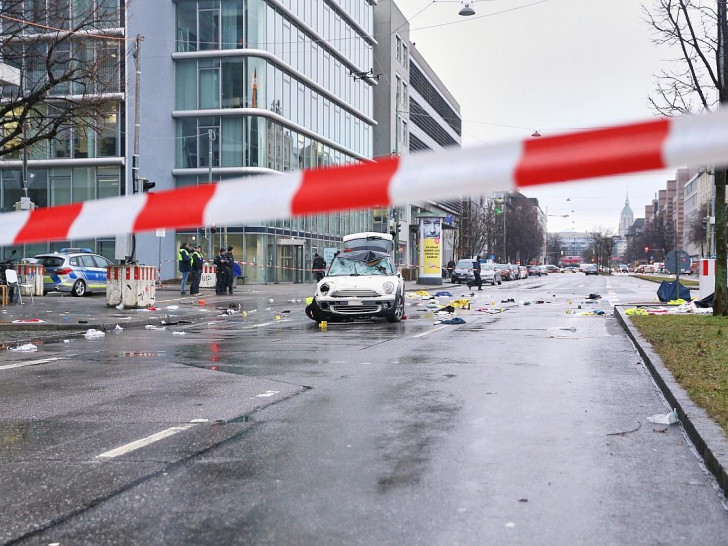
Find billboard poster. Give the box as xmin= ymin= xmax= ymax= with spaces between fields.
xmin=419 ymin=216 xmax=443 ymax=284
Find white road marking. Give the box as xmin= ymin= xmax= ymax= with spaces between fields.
xmin=96 ymin=424 xmax=196 ymax=459
xmin=0 ymin=356 xmax=68 ymax=371
xmin=253 ymin=390 xmax=280 ymax=398
xmin=250 ymin=321 xmax=275 ymax=328
xmin=412 ymin=325 xmax=448 ymax=338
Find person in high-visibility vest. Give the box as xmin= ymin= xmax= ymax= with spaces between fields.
xmin=178 ymin=241 xmax=192 ymax=295
xmin=190 ymin=245 xmax=204 ymax=296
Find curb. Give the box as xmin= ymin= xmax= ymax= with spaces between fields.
xmin=614 ymin=306 xmax=728 ymax=496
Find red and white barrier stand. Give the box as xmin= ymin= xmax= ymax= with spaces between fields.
xmin=200 ymin=263 xmax=217 ymax=288
xmin=14 ymin=263 xmax=44 ymax=296
xmin=106 ymin=265 xmax=156 ymax=309
xmin=698 ymin=259 xmax=728 ymax=299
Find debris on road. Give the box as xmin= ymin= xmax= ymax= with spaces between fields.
xmin=83 ymin=329 xmax=105 ymax=339
xmin=436 ymin=317 xmax=466 ymax=325
xmin=606 ymin=421 xmax=642 ymax=436
xmin=8 ymin=343 xmax=38 ymax=352
xmin=647 ymin=409 xmax=679 ymax=425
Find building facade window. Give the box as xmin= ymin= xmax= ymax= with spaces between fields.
xmin=395 ymin=34 xmax=401 ymax=62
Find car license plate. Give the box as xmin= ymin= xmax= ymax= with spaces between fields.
xmin=349 ymin=300 xmax=362 ymax=306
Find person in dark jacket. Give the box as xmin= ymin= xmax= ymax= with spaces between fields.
xmin=214 ymin=248 xmax=228 ymax=296
xmin=446 ymin=259 xmax=456 ymax=280
xmin=225 ymin=245 xmax=235 ymax=295
xmin=312 ymin=253 xmax=326 ymax=282
xmin=190 ymin=245 xmax=204 ymax=296
xmin=472 ymin=256 xmax=482 ymax=290
xmin=178 ymin=242 xmax=192 ymax=295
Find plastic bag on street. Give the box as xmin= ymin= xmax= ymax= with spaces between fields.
xmin=8 ymin=343 xmax=38 ymax=352
xmin=647 ymin=408 xmax=679 ymax=425
xmin=84 ymin=329 xmax=105 ymax=339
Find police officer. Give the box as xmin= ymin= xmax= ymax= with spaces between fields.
xmin=178 ymin=241 xmax=192 ymax=295
xmin=312 ymin=253 xmax=326 ymax=282
xmin=225 ymin=245 xmax=235 ymax=295
xmin=214 ymin=247 xmax=228 ymax=296
xmin=190 ymin=245 xmax=204 ymax=296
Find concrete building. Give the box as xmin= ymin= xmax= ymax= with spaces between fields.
xmin=1 ymin=0 xmax=379 ymax=283
xmin=556 ymin=231 xmax=592 ymax=266
xmin=618 ymin=193 xmax=633 ymax=237
xmin=372 ymin=0 xmax=462 ymax=274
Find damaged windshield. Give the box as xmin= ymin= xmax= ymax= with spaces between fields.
xmin=328 ymin=254 xmax=395 ymax=276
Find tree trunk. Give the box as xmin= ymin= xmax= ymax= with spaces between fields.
xmin=715 ymin=168 xmax=727 ymax=315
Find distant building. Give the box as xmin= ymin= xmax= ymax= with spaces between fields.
xmin=556 ymin=231 xmax=591 ymax=266
xmin=618 ymin=193 xmax=633 ymax=237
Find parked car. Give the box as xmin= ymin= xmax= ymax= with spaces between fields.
xmin=584 ymin=264 xmax=599 ymax=276
xmin=509 ymin=264 xmax=521 ymax=280
xmin=34 ymin=248 xmax=114 ymax=296
xmin=539 ymin=265 xmax=549 ymax=276
xmin=494 ymin=263 xmax=511 ymax=281
xmin=452 ymin=258 xmax=476 ymax=284
xmin=519 ymin=265 xmax=528 ymax=279
xmin=527 ymin=265 xmax=541 ymax=276
xmin=481 ymin=263 xmax=503 ymax=285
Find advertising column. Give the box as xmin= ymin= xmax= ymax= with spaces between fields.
xmin=418 ymin=215 xmax=444 ymax=285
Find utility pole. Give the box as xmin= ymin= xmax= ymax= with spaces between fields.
xmin=715 ymin=0 xmax=728 ymax=315
xmin=208 ymin=128 xmax=216 ymax=258
xmin=129 ymin=34 xmax=143 ymax=263
xmin=392 ymin=90 xmax=401 ymax=267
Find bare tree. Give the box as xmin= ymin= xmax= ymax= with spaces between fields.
xmin=685 ymin=209 xmax=708 ymax=256
xmin=509 ymin=204 xmax=544 ymax=264
xmin=0 ymin=0 xmax=124 ymax=162
xmin=588 ymin=229 xmax=616 ymax=272
xmin=456 ymin=197 xmax=492 ymax=259
xmin=546 ymin=233 xmax=564 ymax=265
xmin=644 ymin=0 xmax=727 ymax=314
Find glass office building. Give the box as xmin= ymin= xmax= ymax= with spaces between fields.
xmin=171 ymin=0 xmax=377 ymax=283
xmin=0 ymin=0 xmax=376 ymax=283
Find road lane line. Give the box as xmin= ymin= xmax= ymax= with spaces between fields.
xmin=96 ymin=424 xmax=196 ymax=459
xmin=0 ymin=357 xmax=68 ymax=370
xmin=412 ymin=325 xmax=448 ymax=338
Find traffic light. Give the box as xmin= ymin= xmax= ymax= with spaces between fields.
xmin=702 ymin=217 xmax=708 ymax=231
xmin=495 ymin=207 xmax=502 ymax=215
xmin=139 ymin=177 xmax=156 ymax=192
xmin=390 ymin=223 xmax=401 ymax=238
xmin=644 ymin=246 xmax=649 ymax=253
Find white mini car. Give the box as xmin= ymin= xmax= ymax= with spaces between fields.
xmin=305 ymin=249 xmax=405 ymax=323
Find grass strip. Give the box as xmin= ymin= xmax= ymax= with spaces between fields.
xmin=633 ymin=274 xmax=698 ymax=287
xmin=632 ymin=315 xmax=728 ymax=436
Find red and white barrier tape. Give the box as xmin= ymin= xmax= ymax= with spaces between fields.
xmin=2 ymin=109 xmax=728 ymax=246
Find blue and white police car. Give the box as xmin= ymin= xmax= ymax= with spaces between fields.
xmin=34 ymin=248 xmax=114 ymax=296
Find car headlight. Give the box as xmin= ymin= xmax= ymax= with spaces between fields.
xmin=319 ymin=283 xmax=330 ymax=296
xmin=382 ymin=281 xmax=395 ymax=295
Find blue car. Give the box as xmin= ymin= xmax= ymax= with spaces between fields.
xmin=35 ymin=248 xmax=115 ymax=296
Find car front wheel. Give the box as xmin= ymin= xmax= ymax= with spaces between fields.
xmin=387 ymin=294 xmax=405 ymax=323
xmin=71 ymin=280 xmax=87 ymax=297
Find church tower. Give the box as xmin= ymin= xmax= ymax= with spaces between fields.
xmin=619 ymin=192 xmax=634 ymax=237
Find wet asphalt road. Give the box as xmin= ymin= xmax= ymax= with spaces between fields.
xmin=2 ymin=274 xmax=727 ymax=545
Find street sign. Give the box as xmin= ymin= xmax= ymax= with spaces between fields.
xmin=156 ymin=228 xmax=166 ymax=238
xmin=665 ymin=249 xmax=690 ymax=275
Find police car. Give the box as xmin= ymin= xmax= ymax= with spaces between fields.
xmin=34 ymin=248 xmax=114 ymax=296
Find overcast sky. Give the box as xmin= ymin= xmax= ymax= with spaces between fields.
xmin=394 ymin=0 xmax=681 ymax=233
